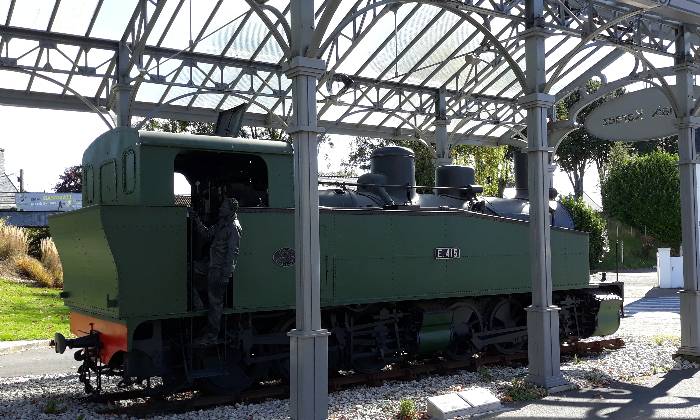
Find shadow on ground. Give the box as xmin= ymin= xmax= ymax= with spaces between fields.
xmin=496 ymin=369 xmax=700 ymax=419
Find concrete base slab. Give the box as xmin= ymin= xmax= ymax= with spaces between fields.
xmin=427 ymin=393 xmax=473 ymax=419
xmin=427 ymin=387 xmax=503 ymax=419
xmin=458 ymin=388 xmax=502 ymax=412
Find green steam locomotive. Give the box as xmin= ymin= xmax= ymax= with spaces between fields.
xmin=49 ymin=128 xmax=622 ymax=394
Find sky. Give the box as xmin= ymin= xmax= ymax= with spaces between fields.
xmin=0 ymin=104 xmax=600 ymax=205
xmin=0 ymin=106 xmax=109 ymax=192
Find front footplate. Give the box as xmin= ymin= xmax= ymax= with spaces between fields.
xmin=592 ymin=292 xmax=623 ymax=337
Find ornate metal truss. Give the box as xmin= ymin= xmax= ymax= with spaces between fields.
xmin=7 ymin=3 xmax=700 ymax=418
xmin=0 ymin=0 xmax=698 ymax=151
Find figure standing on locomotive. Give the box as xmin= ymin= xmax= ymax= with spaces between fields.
xmin=191 ymin=197 xmax=243 ymax=346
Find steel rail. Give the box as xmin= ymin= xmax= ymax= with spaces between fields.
xmin=95 ymin=337 xmax=625 ymax=418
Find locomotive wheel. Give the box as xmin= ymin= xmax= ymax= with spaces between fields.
xmin=201 ymin=368 xmax=252 ymax=395
xmin=446 ymin=301 xmax=483 ymax=361
xmin=197 ymin=351 xmax=252 ymax=395
xmin=487 ymin=297 xmax=527 ymax=355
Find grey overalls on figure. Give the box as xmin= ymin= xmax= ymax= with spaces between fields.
xmin=193 ymin=198 xmax=242 ymax=344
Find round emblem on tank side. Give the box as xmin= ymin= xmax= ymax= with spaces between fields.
xmin=273 ymin=247 xmax=295 ymax=267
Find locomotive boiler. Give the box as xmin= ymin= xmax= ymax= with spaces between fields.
xmin=49 ymin=128 xmax=622 ymax=395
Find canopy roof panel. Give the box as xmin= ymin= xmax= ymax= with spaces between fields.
xmin=0 ymin=0 xmax=697 ymax=148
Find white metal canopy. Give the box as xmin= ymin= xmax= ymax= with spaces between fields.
xmin=4 ymin=1 xmax=700 ymax=419
xmin=0 ymin=1 xmax=695 ymax=149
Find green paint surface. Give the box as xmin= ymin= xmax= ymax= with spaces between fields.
xmin=53 ymin=128 xmax=593 ymax=333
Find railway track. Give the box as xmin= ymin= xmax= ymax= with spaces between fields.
xmin=97 ymin=338 xmax=624 ymax=418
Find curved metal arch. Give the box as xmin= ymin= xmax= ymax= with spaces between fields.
xmin=563 ymin=65 xmax=679 ymax=123
xmin=339 ymin=107 xmax=435 ymax=156
xmin=544 ymin=6 xmax=657 ymax=93
xmin=574 ymin=44 xmax=679 ymax=121
xmin=4 ymin=68 xmax=115 ymax=129
xmin=307 ymin=0 xmax=343 ymax=58
xmin=243 ymin=0 xmax=291 ymax=58
xmin=312 ymin=0 xmax=527 ymax=90
xmin=134 ymin=90 xmax=289 ymax=130
xmin=547 ymin=63 xmax=682 ymax=149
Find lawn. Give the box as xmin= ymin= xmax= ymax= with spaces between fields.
xmin=0 ymin=278 xmax=70 ymax=341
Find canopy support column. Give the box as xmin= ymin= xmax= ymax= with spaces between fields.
xmin=285 ymin=1 xmax=330 ymax=419
xmin=675 ymin=26 xmax=700 ymax=359
xmin=435 ymin=89 xmax=452 ymax=166
xmin=115 ymin=41 xmax=132 ymax=127
xmin=519 ymin=0 xmax=569 ymax=391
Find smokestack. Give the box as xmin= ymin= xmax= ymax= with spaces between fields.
xmin=513 ymin=150 xmax=528 ymax=199
xmin=513 ymin=150 xmax=558 ymax=200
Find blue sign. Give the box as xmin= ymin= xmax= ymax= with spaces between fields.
xmin=15 ymin=193 xmax=82 ymax=212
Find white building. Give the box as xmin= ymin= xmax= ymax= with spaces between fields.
xmin=0 ymin=149 xmax=18 ymax=210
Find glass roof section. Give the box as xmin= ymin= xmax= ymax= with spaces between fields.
xmin=0 ymin=0 xmax=695 ymax=148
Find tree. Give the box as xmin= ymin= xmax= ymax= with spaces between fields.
xmin=631 ymin=135 xmax=678 ymax=156
xmin=560 ymin=195 xmax=608 ymax=268
xmin=54 ymin=165 xmax=82 ymax=193
xmin=555 ymin=80 xmax=622 ymax=198
xmin=601 ymin=151 xmax=681 ymax=250
xmin=452 ymin=145 xmax=512 ymax=196
xmin=143 ymin=119 xmax=214 ymax=135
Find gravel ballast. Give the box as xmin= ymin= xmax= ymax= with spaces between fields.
xmin=1 ymin=272 xmax=689 ymax=419
xmin=0 ymin=334 xmax=684 ymax=420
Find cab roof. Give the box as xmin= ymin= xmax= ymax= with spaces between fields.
xmin=137 ymin=130 xmax=293 ymax=156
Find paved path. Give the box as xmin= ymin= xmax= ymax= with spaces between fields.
xmin=607 ymin=271 xmax=682 ymax=337
xmin=625 ymin=295 xmax=680 ymax=316
xmin=497 ymin=271 xmax=695 ymax=419
xmin=0 ymin=345 xmax=78 ymax=378
xmin=494 ymin=369 xmax=700 ymax=419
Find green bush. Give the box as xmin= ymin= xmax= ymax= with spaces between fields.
xmin=601 ymin=151 xmax=680 ymax=250
xmin=397 ymin=399 xmax=417 ymax=420
xmin=503 ymin=378 xmax=547 ymax=402
xmin=561 ymin=195 xmax=608 ymax=268
xmin=25 ymin=227 xmax=51 ymax=259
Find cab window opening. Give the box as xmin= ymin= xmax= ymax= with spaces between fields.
xmin=173 ymin=151 xmax=268 ymax=221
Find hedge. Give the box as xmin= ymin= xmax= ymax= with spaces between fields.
xmin=560 ymin=195 xmax=608 ymax=268
xmin=601 ymin=151 xmax=680 ymax=250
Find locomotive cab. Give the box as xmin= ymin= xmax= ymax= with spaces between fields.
xmin=50 ymin=128 xmax=293 ymax=367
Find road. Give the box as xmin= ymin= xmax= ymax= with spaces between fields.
xmin=0 ymin=344 xmax=78 ymax=377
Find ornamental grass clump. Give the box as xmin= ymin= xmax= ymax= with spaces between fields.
xmin=0 ymin=219 xmax=28 ymax=259
xmin=40 ymin=237 xmax=63 ymax=288
xmin=13 ymin=254 xmax=55 ymax=287
xmin=397 ymin=399 xmax=417 ymax=420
